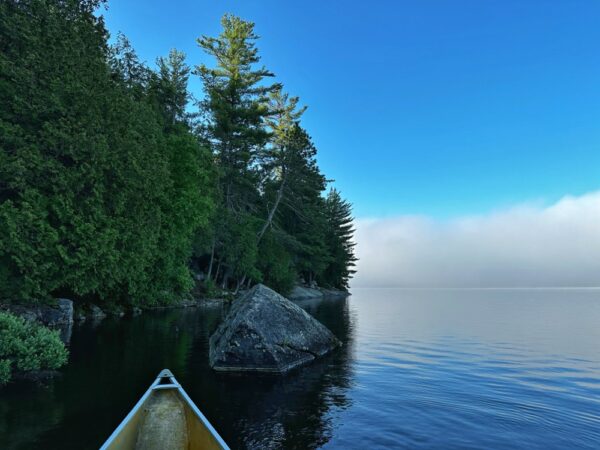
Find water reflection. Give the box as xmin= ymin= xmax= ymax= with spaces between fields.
xmin=0 ymin=383 xmax=65 ymax=449
xmin=217 ymin=297 xmax=356 ymax=449
xmin=4 ymin=289 xmax=599 ymax=449
xmin=0 ymin=296 xmax=355 ymax=450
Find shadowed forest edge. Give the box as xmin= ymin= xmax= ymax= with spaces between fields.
xmin=0 ymin=0 xmax=356 ymax=384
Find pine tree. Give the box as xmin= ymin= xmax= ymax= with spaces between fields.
xmin=196 ymin=14 xmax=279 ymax=212
xmin=320 ymin=189 xmax=357 ymax=289
xmin=195 ymin=14 xmax=280 ymax=290
xmin=275 ymin=126 xmax=330 ymax=285
xmin=257 ymin=87 xmax=307 ymax=242
xmin=151 ymin=49 xmax=191 ymax=128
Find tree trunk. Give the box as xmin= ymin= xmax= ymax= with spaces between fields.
xmin=207 ymin=239 xmax=216 ymax=280
xmin=235 ymin=274 xmax=247 ymax=294
xmin=221 ymin=268 xmax=230 ymax=290
xmin=214 ymin=260 xmax=222 ymax=285
xmin=257 ymin=174 xmax=287 ymax=243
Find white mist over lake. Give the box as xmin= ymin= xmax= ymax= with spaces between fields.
xmin=353 ymin=191 xmax=600 ymax=288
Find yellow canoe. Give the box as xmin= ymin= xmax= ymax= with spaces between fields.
xmin=100 ymin=369 xmax=229 ymax=450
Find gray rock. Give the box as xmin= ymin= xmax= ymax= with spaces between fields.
xmin=74 ymin=303 xmax=107 ymax=323
xmin=320 ymin=288 xmax=350 ymax=298
xmin=288 ymin=285 xmax=324 ymax=301
xmin=6 ymin=298 xmax=73 ymax=343
xmin=209 ymin=284 xmax=341 ymax=373
xmin=58 ymin=322 xmax=72 ymax=343
xmin=178 ymin=298 xmax=198 ymax=308
xmin=288 ymin=285 xmax=349 ymax=301
xmin=54 ymin=298 xmax=73 ymax=325
xmin=89 ymin=304 xmax=107 ymax=320
xmin=8 ymin=298 xmax=73 ymax=327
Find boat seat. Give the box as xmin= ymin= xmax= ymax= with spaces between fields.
xmin=135 ymin=390 xmax=189 ymax=450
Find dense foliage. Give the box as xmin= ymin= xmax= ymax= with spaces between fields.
xmin=0 ymin=0 xmax=213 ymax=305
xmin=0 ymin=312 xmax=68 ymax=385
xmin=0 ymin=1 xmax=356 ymax=307
xmin=193 ymin=14 xmax=356 ymax=294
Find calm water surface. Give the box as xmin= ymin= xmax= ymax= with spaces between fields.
xmin=1 ymin=288 xmax=600 ymax=449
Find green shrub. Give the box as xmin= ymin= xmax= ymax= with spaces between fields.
xmin=0 ymin=312 xmax=68 ymax=386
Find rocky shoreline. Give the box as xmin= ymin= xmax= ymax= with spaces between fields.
xmin=288 ymin=285 xmax=350 ymax=301
xmin=2 ymin=284 xmax=348 ymax=334
xmin=1 ymin=284 xmax=349 ymax=383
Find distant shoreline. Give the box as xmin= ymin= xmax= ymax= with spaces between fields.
xmin=349 ymin=286 xmax=600 ymax=290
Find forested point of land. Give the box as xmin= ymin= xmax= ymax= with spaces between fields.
xmin=0 ymin=0 xmax=357 ymax=308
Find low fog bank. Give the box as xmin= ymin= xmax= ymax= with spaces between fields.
xmin=353 ymin=192 xmax=600 ymax=288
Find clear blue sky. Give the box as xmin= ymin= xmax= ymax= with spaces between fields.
xmin=101 ymin=0 xmax=600 ymax=219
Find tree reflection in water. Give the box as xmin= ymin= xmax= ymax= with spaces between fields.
xmin=0 ymin=295 xmax=356 ymax=450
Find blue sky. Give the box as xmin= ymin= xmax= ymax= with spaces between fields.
xmin=102 ymin=0 xmax=600 ymax=219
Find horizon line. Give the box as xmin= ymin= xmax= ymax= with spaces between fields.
xmin=349 ymin=286 xmax=600 ymax=290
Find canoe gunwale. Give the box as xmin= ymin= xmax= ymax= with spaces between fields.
xmin=99 ymin=369 xmax=230 ymax=450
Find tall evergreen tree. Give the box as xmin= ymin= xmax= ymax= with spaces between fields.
xmin=196 ymin=14 xmax=279 ymax=212
xmin=151 ymin=49 xmax=191 ymax=128
xmin=257 ymin=88 xmax=307 ymax=242
xmin=147 ymin=49 xmax=216 ymax=301
xmin=320 ymin=189 xmax=357 ymax=289
xmin=274 ymin=126 xmax=330 ymax=285
xmin=195 ymin=14 xmax=279 ymax=289
xmin=109 ymin=32 xmax=150 ymax=95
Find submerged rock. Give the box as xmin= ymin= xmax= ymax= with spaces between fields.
xmin=209 ymin=284 xmax=341 ymax=373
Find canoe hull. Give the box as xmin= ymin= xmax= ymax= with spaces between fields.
xmin=100 ymin=370 xmax=229 ymax=450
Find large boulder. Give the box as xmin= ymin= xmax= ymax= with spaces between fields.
xmin=209 ymin=284 xmax=341 ymax=373
xmin=7 ymin=298 xmax=73 ymax=327
xmin=6 ymin=298 xmax=73 ymax=343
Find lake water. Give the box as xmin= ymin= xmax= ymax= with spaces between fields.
xmin=1 ymin=288 xmax=600 ymax=449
